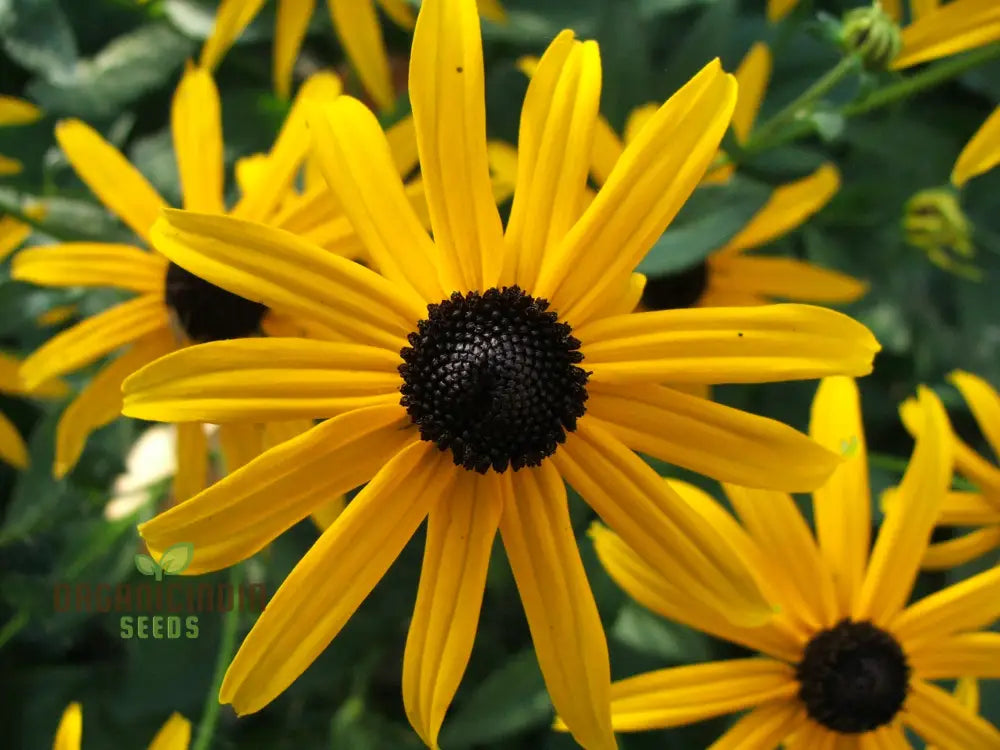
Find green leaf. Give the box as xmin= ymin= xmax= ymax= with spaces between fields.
xmin=158 ymin=541 xmax=194 ymax=574
xmin=656 ymin=0 xmax=736 ymax=100
xmin=594 ymin=0 xmax=650 ymax=132
xmin=439 ymin=648 xmax=551 ymax=748
xmin=612 ymin=603 xmax=712 ymax=664
xmin=636 ymin=178 xmax=772 ymax=276
xmin=0 ymin=0 xmax=78 ymax=78
xmin=133 ymin=553 xmax=158 ymax=576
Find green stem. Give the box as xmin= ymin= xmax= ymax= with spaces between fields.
xmin=0 ymin=610 xmax=29 ymax=652
xmin=868 ymin=452 xmax=979 ymax=492
xmin=192 ymin=564 xmax=243 ymax=750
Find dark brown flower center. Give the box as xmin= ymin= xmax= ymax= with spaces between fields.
xmin=165 ymin=262 xmax=268 ymax=343
xmin=640 ymin=260 xmax=709 ymax=310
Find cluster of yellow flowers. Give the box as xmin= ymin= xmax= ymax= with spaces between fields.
xmin=0 ymin=0 xmax=997 ymax=748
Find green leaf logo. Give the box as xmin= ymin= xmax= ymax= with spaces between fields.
xmin=159 ymin=542 xmax=194 ymax=576
xmin=840 ymin=435 xmax=859 ymax=457
xmin=135 ymin=553 xmax=159 ymax=578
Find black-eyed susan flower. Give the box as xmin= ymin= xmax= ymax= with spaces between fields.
xmin=53 ymin=702 xmax=189 ymax=750
xmin=0 ymin=352 xmax=66 ymax=469
xmin=900 ymin=371 xmax=1000 ymax=570
xmin=10 ymin=64 xmax=375 ymax=496
xmin=588 ymin=377 xmax=1000 ymax=748
xmin=0 ymin=94 xmax=41 ymax=176
xmin=122 ymin=1 xmax=878 ymax=746
xmin=893 ymin=0 xmax=1000 ymax=69
xmin=200 ymin=0 xmax=504 ymax=106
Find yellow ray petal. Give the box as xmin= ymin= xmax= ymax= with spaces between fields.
xmin=219 ymin=442 xmax=454 ymax=715
xmin=13 ymin=243 xmax=167 ymax=293
xmin=766 ymin=0 xmax=798 ymax=23
xmin=377 ymin=0 xmax=416 ymax=28
xmin=602 ymin=659 xmax=798 ymax=733
xmin=903 ymin=679 xmax=1000 ymax=748
xmin=0 ymin=95 xmax=42 ymax=126
xmin=139 ymin=404 xmax=415 ymax=575
xmin=328 ymin=0 xmax=394 ymax=111
xmin=409 ymin=0 xmax=505 ymax=291
xmin=910 ymin=0 xmax=940 ymax=21
xmin=0 ymin=154 xmax=23 ymax=175
xmin=889 ymin=563 xmax=1000 ymax=645
xmin=556 ymin=420 xmax=772 ymax=625
xmin=172 ymin=65 xmax=225 ymax=214
xmin=948 ymin=370 xmax=1000 ymax=461
xmin=274 ymin=0 xmax=316 ymax=100
xmin=922 ymin=526 xmax=1000 ymax=569
xmin=0 ymin=410 xmax=29 ymax=470
xmin=476 ymin=0 xmax=505 ymax=24
xmin=576 ymin=304 xmax=880 ymax=385
xmin=218 ymin=422 xmax=264 ymax=474
xmin=174 ymin=423 xmax=209 ymax=505
xmin=937 ymin=491 xmax=1000 ymax=525
xmin=19 ymin=294 xmax=169 ymax=389
xmin=587 ymin=382 xmax=839 ymax=491
xmin=53 ymin=702 xmax=82 ymax=750
xmin=150 ymin=209 xmax=425 ymax=351
xmin=498 ymin=462 xmax=615 ymax=750
xmin=707 ymin=699 xmax=805 ymax=750
xmin=55 ymin=120 xmax=167 ymax=244
xmin=55 ymin=330 xmax=175 ymax=478
xmin=622 ymin=103 xmax=659 ymax=146
xmin=147 ymin=712 xmax=191 ymax=750
xmin=857 ymin=725 xmax=909 ymax=750
xmin=536 ymin=60 xmax=736 ymax=324
xmin=909 ymin=632 xmax=1000 ymax=678
xmin=718 ymin=164 xmax=841 ymax=256
xmin=0 ymin=215 xmax=32 ymax=262
xmin=854 ymin=387 xmax=952 ymax=625
xmin=732 ymin=42 xmax=772 ymax=143
xmin=307 ymin=97 xmax=445 ymax=302
xmin=952 ymin=106 xmax=1000 ymax=187
xmin=200 ymin=0 xmax=268 ymax=71
xmin=123 ymin=338 xmax=402 ymax=423
xmin=503 ymin=31 xmax=601 ymax=290
xmin=590 ymin=115 xmax=624 ymax=188
xmin=710 ymin=256 xmax=867 ymax=304
xmin=0 ymin=352 xmax=67 ymax=398
xmin=403 ymin=472 xmax=502 ymax=749
xmin=486 ymin=140 xmax=518 ymax=204
xmin=384 ymin=115 xmax=421 ymax=177
xmin=808 ymin=376 xmax=870 ymax=613
xmin=882 ymin=0 xmax=903 ymax=21
xmin=893 ymin=0 xmax=1000 ymax=70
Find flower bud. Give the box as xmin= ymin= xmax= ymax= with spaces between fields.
xmin=903 ymin=189 xmax=982 ymax=281
xmin=840 ymin=3 xmax=903 ymax=71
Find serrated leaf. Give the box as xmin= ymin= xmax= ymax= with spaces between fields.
xmin=636 ymin=178 xmax=772 ymax=276
xmin=158 ymin=541 xmax=194 ymax=574
xmin=134 ymin=553 xmax=158 ymax=576
xmin=0 ymin=0 xmax=78 ymax=78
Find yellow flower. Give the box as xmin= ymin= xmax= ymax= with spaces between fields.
xmin=588 ymin=377 xmax=1000 ymax=748
xmin=893 ymin=0 xmax=1000 ymax=69
xmin=952 ymin=104 xmax=1000 ymax=188
xmin=0 ymin=95 xmax=42 ymax=176
xmin=10 ymin=64 xmax=387 ymax=495
xmin=201 ymin=0 xmax=505 ymax=106
xmin=124 ymin=2 xmax=878 ymax=746
xmin=0 ymin=214 xmax=33 ymax=264
xmin=899 ymin=371 xmax=1000 ymax=570
xmin=53 ymin=702 xmax=190 ymax=750
xmin=0 ymin=352 xmax=67 ymax=469
xmin=769 ymin=0 xmax=939 ymax=26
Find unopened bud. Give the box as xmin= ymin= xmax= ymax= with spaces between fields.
xmin=903 ymin=189 xmax=982 ymax=281
xmin=841 ymin=3 xmax=902 ymax=71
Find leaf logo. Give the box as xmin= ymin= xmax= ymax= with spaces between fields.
xmin=134 ymin=542 xmax=195 ymax=581
xmin=840 ymin=435 xmax=859 ymax=458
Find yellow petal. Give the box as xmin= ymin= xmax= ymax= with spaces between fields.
xmin=854 ymin=386 xmax=952 ymax=625
xmin=150 ymin=209 xmax=425 ymax=350
xmin=307 ymin=97 xmax=445 ymax=302
xmin=0 ymin=154 xmax=23 ymax=175
xmin=937 ymin=491 xmax=1000 ymax=525
xmin=273 ymin=0 xmax=316 ymax=100
xmin=710 ymin=256 xmax=867 ymax=304
xmin=55 ymin=330 xmax=175 ymax=478
xmin=384 ymin=114 xmax=421 ymax=177
xmin=498 ymin=462 xmax=615 ymax=750
xmin=403 ymin=472 xmax=502 ymax=749
xmin=922 ymin=526 xmax=1000 ymax=570
xmin=486 ymin=140 xmax=518 ymax=204
xmin=0 ymin=95 xmax=42 ymax=126
xmin=909 ymin=632 xmax=1000 ymax=678
xmin=172 ymin=65 xmax=225 ymax=214
xmin=0 ymin=215 xmax=32 ymax=262
xmin=605 ymin=659 xmax=798 ymax=732
xmin=199 ymin=0 xmax=267 ymax=71
xmin=309 ymin=495 xmax=346 ymax=532
xmin=808 ymin=376 xmax=871 ymax=613
xmin=576 ymin=304 xmax=880 ymax=385
xmin=881 ymin=0 xmax=903 ymax=21
xmin=894 ymin=0 xmax=1000 ymax=70
xmin=707 ymin=699 xmax=805 ymax=749
xmin=476 ymin=0 xmax=505 ymax=24
xmin=0 ymin=352 xmax=67 ymax=398
xmin=377 ymin=0 xmax=416 ymax=28
xmin=219 ymin=442 xmax=454 ymax=714
xmin=948 ymin=370 xmax=1000 ymax=461
xmin=587 ymin=381 xmax=839 ymax=491
xmin=55 ymin=120 xmax=167 ymax=244
xmin=556 ymin=419 xmax=772 ymax=625
xmin=0 ymin=410 xmax=29 ymax=469
xmin=732 ymin=42 xmax=772 ymax=143
xmin=174 ymin=422 xmax=209 ymax=505
xmin=139 ymin=404 xmax=416 ymax=575
xmin=217 ymin=422 xmax=265 ymax=474
xmin=903 ymin=679 xmax=1000 ymax=749
xmin=328 ymin=0 xmax=394 ymax=111
xmin=536 ymin=60 xmax=736 ymax=324
xmin=589 ymin=519 xmax=802 ymax=662
xmin=19 ymin=294 xmax=169 ymax=389
xmin=147 ymin=712 xmax=191 ymax=750
xmin=766 ymin=0 xmax=799 ymax=23
xmin=718 ymin=164 xmax=841 ymax=255
xmin=911 ymin=0 xmax=940 ymax=22
xmin=123 ymin=337 xmax=401 ymax=422
xmin=856 ymin=725 xmax=909 ymax=750
xmin=622 ymin=103 xmax=659 ymax=146
xmin=503 ymin=30 xmax=601 ymax=291
xmin=53 ymin=702 xmax=83 ymax=750
xmin=889 ymin=563 xmax=1000 ymax=645
xmin=13 ymin=243 xmax=167 ymax=293
xmin=590 ymin=115 xmax=624 ymax=188
xmin=952 ymin=106 xmax=1000 ymax=187
xmin=410 ymin=0 xmax=505 ymax=291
